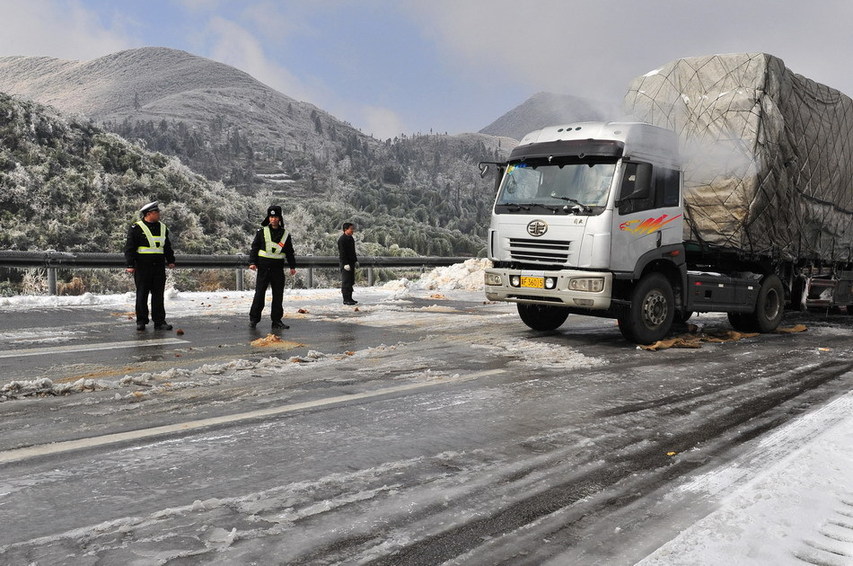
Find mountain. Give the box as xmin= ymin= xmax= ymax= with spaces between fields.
xmin=0 ymin=47 xmax=516 ymax=266
xmin=0 ymin=47 xmax=369 ymax=192
xmin=480 ymin=92 xmax=609 ymax=140
xmin=0 ymin=91 xmax=269 ymax=293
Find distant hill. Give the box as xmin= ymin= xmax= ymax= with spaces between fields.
xmin=480 ymin=92 xmax=609 ymax=140
xmin=0 ymin=48 xmax=516 ymax=262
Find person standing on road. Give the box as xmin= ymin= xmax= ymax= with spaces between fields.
xmin=124 ymin=201 xmax=176 ymax=331
xmin=337 ymin=222 xmax=358 ymax=305
xmin=249 ymin=205 xmax=296 ymax=329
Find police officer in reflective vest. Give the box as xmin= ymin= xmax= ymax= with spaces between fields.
xmin=124 ymin=201 xmax=176 ymax=331
xmin=249 ymin=205 xmax=297 ymax=329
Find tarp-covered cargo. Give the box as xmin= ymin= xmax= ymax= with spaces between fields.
xmin=624 ymin=53 xmax=853 ymax=263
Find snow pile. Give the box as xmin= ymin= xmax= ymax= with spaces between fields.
xmin=1 ymin=377 xmax=104 ymax=400
xmin=0 ymin=291 xmax=134 ymax=309
xmin=490 ymin=338 xmax=608 ymax=370
xmin=382 ymin=258 xmax=489 ymax=294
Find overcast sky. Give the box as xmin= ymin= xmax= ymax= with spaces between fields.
xmin=1 ymin=0 xmax=852 ymax=139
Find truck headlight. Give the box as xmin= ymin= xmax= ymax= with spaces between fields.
xmin=485 ymin=272 xmax=503 ymax=286
xmin=569 ymin=277 xmax=604 ymax=292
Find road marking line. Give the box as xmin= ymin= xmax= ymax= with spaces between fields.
xmin=0 ymin=338 xmax=190 ymax=359
xmin=0 ymin=368 xmax=505 ymax=464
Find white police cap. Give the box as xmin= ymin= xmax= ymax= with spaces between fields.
xmin=140 ymin=201 xmax=160 ymax=215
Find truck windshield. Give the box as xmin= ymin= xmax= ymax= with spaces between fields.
xmin=496 ymin=161 xmax=616 ymax=213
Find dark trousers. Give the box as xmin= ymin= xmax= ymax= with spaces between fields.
xmin=341 ymin=267 xmax=355 ymax=301
xmin=250 ymin=261 xmax=285 ymax=322
xmin=134 ymin=263 xmax=167 ymax=324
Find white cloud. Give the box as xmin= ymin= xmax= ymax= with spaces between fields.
xmin=0 ymin=0 xmax=132 ymax=60
xmin=405 ymin=0 xmax=853 ymax=105
xmin=240 ymin=2 xmax=305 ymax=46
xmin=201 ymin=16 xmax=313 ymax=101
xmin=360 ymin=105 xmax=407 ymax=139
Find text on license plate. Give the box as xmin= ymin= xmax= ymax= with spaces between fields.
xmin=520 ymin=276 xmax=544 ymax=289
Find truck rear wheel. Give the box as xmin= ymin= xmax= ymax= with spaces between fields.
xmin=749 ymin=274 xmax=785 ymax=332
xmin=617 ymin=273 xmax=674 ymax=344
xmin=517 ymin=303 xmax=569 ymax=331
xmin=727 ymin=312 xmax=751 ymax=331
xmin=728 ymin=274 xmax=784 ymax=332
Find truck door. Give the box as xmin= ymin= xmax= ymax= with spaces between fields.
xmin=611 ymin=162 xmax=683 ymax=273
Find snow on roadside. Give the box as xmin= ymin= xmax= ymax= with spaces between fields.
xmin=0 ymin=264 xmax=609 ymax=402
xmin=634 ymin=391 xmax=853 ymax=565
xmin=0 ymin=259 xmax=491 ymax=311
xmin=0 ymin=261 xmax=503 ymax=401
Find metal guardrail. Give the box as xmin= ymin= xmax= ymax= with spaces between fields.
xmin=0 ymin=251 xmax=473 ymax=294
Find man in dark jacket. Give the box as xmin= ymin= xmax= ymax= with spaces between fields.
xmin=337 ymin=222 xmax=358 ymax=305
xmin=124 ymin=201 xmax=176 ymax=331
xmin=249 ymin=205 xmax=297 ymax=329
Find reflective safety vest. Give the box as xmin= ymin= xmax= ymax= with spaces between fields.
xmin=135 ymin=221 xmax=167 ymax=254
xmin=257 ymin=226 xmax=289 ymax=259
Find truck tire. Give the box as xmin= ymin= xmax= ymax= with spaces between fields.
xmin=617 ymin=273 xmax=674 ymax=344
xmin=516 ymin=303 xmax=569 ymax=331
xmin=749 ymin=274 xmax=785 ymax=332
xmin=673 ymin=310 xmax=693 ymax=324
xmin=727 ymin=311 xmax=752 ymax=331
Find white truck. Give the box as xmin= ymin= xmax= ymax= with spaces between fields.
xmin=482 ymin=53 xmax=853 ymax=344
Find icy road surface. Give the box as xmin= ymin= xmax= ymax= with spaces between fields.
xmin=0 ymin=268 xmax=851 ymax=564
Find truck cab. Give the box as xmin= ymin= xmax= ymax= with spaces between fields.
xmin=483 ymin=122 xmax=783 ymax=344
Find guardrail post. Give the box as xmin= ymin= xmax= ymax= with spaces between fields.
xmin=368 ymin=267 xmax=374 ymax=286
xmin=48 ymin=268 xmax=57 ymax=295
xmin=307 ymin=267 xmax=314 ymax=288
xmin=235 ymin=268 xmax=244 ymax=291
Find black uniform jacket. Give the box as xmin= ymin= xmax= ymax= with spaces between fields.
xmin=337 ymin=233 xmax=357 ymax=267
xmin=250 ymin=226 xmax=296 ymax=269
xmin=124 ymin=221 xmax=176 ymax=267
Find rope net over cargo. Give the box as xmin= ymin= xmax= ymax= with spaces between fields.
xmin=624 ymin=52 xmax=853 ymax=264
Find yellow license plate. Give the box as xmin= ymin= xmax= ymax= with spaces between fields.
xmin=520 ymin=276 xmax=544 ymax=288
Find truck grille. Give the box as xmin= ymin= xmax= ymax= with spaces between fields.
xmin=509 ymin=238 xmax=572 ymax=263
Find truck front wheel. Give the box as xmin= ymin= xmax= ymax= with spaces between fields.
xmin=517 ymin=303 xmax=570 ymax=331
xmin=618 ymin=273 xmax=674 ymax=344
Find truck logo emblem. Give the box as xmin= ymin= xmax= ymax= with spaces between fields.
xmin=527 ymin=220 xmax=548 ymax=237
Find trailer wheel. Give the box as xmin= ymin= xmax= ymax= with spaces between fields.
xmin=617 ymin=273 xmax=674 ymax=344
xmin=789 ymin=275 xmax=807 ymax=311
xmin=749 ymin=274 xmax=784 ymax=332
xmin=517 ymin=303 xmax=570 ymax=331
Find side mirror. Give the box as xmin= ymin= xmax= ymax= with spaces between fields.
xmin=478 ymin=162 xmax=490 ymax=178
